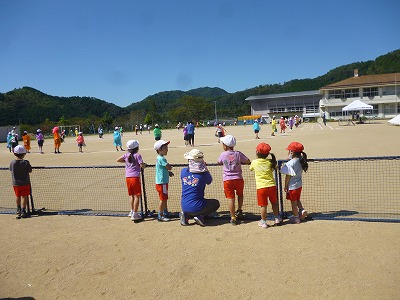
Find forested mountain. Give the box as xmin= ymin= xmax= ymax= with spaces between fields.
xmin=1 ymin=49 xmax=399 ymax=129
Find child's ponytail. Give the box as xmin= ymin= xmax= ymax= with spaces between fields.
xmin=299 ymin=151 xmax=308 ymax=172
xmin=269 ymin=153 xmax=277 ymax=170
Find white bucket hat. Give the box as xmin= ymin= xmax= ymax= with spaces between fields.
xmin=154 ymin=140 xmax=170 ymax=150
xmin=183 ymin=149 xmax=204 ymax=160
xmin=14 ymin=145 xmax=26 ymax=154
xmin=126 ymin=140 xmax=139 ymax=150
xmin=220 ymin=135 xmax=236 ymax=147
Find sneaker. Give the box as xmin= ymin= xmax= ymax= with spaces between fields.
xmin=290 ymin=216 xmax=300 ymax=224
xmin=21 ymin=209 xmax=29 ymax=219
xmin=274 ymin=217 xmax=283 ymax=226
xmin=230 ymin=217 xmax=238 ymax=226
xmin=235 ymin=209 xmax=244 ymax=219
xmin=128 ymin=210 xmax=133 ymax=217
xmin=158 ymin=216 xmax=171 ymax=222
xmin=258 ymin=220 xmax=268 ymax=229
xmin=163 ymin=210 xmax=171 ymax=218
xmin=193 ymin=215 xmax=205 ymax=227
xmin=131 ymin=212 xmax=142 ymax=221
xmin=179 ymin=212 xmax=189 ymax=226
xmin=300 ymin=210 xmax=308 ymax=220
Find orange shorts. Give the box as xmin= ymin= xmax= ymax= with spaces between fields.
xmin=13 ymin=185 xmax=31 ymax=197
xmin=223 ymin=179 xmax=244 ymax=199
xmin=286 ymin=187 xmax=302 ymax=202
xmin=257 ymin=186 xmax=277 ymax=206
xmin=126 ymin=177 xmax=141 ymax=196
xmin=155 ymin=183 xmax=168 ymax=201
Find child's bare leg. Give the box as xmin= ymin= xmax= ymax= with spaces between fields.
xmin=228 ymin=198 xmax=236 ymax=218
xmin=260 ymin=206 xmax=267 ymax=220
xmin=291 ymin=201 xmax=299 ymax=217
xmin=16 ymin=196 xmax=21 ymax=208
xmin=237 ymin=195 xmax=244 ymax=211
xmin=272 ymin=202 xmax=279 ymax=217
xmin=159 ymin=200 xmax=167 ymax=215
xmin=133 ymin=195 xmax=140 ymax=212
xmin=21 ymin=196 xmax=28 ymax=210
xmin=297 ymin=200 xmax=304 ymax=211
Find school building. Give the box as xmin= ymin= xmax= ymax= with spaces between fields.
xmin=246 ymin=71 xmax=400 ymax=121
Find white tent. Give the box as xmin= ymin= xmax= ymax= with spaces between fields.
xmin=342 ymin=100 xmax=373 ymax=111
xmin=388 ymin=115 xmax=400 ymax=126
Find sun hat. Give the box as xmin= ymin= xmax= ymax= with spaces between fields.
xmin=126 ymin=140 xmax=139 ymax=150
xmin=114 ymin=126 xmax=119 ymax=130
xmin=14 ymin=145 xmax=26 ymax=154
xmin=220 ymin=135 xmax=236 ymax=147
xmin=37 ymin=129 xmax=41 ymax=133
xmin=183 ymin=149 xmax=204 ymax=160
xmin=256 ymin=143 xmax=271 ymax=155
xmin=154 ymin=124 xmax=159 ymax=127
xmin=286 ymin=142 xmax=304 ymax=152
xmin=154 ymin=140 xmax=170 ymax=150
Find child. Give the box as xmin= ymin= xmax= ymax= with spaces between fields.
xmin=10 ymin=145 xmax=32 ymax=219
xmin=76 ymin=132 xmax=85 ymax=152
xmin=217 ymin=135 xmax=250 ymax=225
xmin=36 ymin=129 xmax=44 ymax=154
xmin=279 ymin=117 xmax=286 ymax=134
xmin=271 ymin=116 xmax=277 ymax=136
xmin=22 ymin=131 xmax=31 ymax=153
xmin=280 ymin=142 xmax=309 ymax=224
xmin=249 ymin=143 xmax=282 ymax=228
xmin=183 ymin=125 xmax=189 ymax=147
xmin=215 ymin=123 xmax=225 ymax=142
xmin=153 ymin=124 xmax=162 ymax=141
xmin=117 ymin=140 xmax=147 ymax=222
xmin=53 ymin=126 xmax=61 ymax=154
xmin=252 ymin=120 xmax=260 ymax=139
xmin=6 ymin=132 xmax=13 ymax=152
xmin=154 ymin=140 xmax=173 ymax=222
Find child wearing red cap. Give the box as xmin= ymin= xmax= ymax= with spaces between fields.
xmin=280 ymin=142 xmax=309 ymax=224
xmin=250 ymin=143 xmax=282 ymax=228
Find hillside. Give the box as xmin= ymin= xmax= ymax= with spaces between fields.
xmin=1 ymin=49 xmax=399 ymax=127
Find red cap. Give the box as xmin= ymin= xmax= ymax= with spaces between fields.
xmin=286 ymin=142 xmax=304 ymax=152
xmin=256 ymin=143 xmax=271 ymax=155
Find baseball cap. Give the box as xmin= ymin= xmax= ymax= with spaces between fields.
xmin=256 ymin=143 xmax=271 ymax=155
xmin=183 ymin=149 xmax=204 ymax=160
xmin=154 ymin=140 xmax=170 ymax=150
xmin=286 ymin=142 xmax=304 ymax=152
xmin=14 ymin=145 xmax=26 ymax=154
xmin=220 ymin=135 xmax=236 ymax=147
xmin=126 ymin=140 xmax=139 ymax=150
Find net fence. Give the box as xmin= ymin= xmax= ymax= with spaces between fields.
xmin=1 ymin=156 xmax=399 ymax=222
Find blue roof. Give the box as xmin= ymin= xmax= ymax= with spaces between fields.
xmin=245 ymin=90 xmax=320 ymax=101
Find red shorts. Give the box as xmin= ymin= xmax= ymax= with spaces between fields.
xmin=13 ymin=185 xmax=31 ymax=197
xmin=155 ymin=184 xmax=168 ymax=201
xmin=257 ymin=186 xmax=277 ymax=206
xmin=126 ymin=177 xmax=141 ymax=196
xmin=286 ymin=187 xmax=302 ymax=202
xmin=223 ymin=179 xmax=244 ymax=199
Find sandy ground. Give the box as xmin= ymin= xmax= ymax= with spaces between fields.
xmin=1 ymin=121 xmax=400 ymax=299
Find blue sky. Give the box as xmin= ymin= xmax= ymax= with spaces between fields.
xmin=1 ymin=0 xmax=399 ymax=107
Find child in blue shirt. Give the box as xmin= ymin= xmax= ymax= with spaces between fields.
xmin=154 ymin=140 xmax=173 ymax=222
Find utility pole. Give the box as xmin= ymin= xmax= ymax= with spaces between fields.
xmin=214 ymin=101 xmax=218 ymax=123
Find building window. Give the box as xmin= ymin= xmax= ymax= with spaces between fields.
xmin=305 ymin=105 xmax=319 ymax=113
xmin=363 ymin=87 xmax=378 ymax=98
xmin=328 ymin=90 xmax=343 ymax=99
xmin=344 ymin=89 xmax=359 ymax=98
xmin=382 ymin=86 xmax=395 ymax=96
xmin=286 ymin=106 xmax=303 ymax=112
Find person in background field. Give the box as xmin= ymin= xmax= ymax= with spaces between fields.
xmin=217 ymin=135 xmax=251 ymax=225
xmin=22 ymin=131 xmax=31 ymax=153
xmin=153 ymin=124 xmax=162 ymax=141
xmin=119 ymin=126 xmax=124 ymax=137
xmin=74 ymin=127 xmax=79 ymax=137
xmin=280 ymin=142 xmax=309 ymax=224
xmin=11 ymin=133 xmax=19 ymax=151
xmin=76 ymin=132 xmax=85 ymax=153
xmin=252 ymin=120 xmax=260 ymax=139
xmin=249 ymin=143 xmax=282 ymax=228
xmin=186 ymin=121 xmax=195 ymax=146
xmin=279 ymin=117 xmax=286 ymax=134
xmin=154 ymin=140 xmax=173 ymax=222
xmin=10 ymin=145 xmax=32 ymax=219
xmin=53 ymin=126 xmax=61 ymax=154
xmin=117 ymin=140 xmax=147 ymax=222
xmin=271 ymin=116 xmax=277 ymax=136
xmin=113 ymin=126 xmax=124 ymax=151
xmin=288 ymin=116 xmax=295 ymax=130
xmin=6 ymin=132 xmax=13 ymax=152
xmin=98 ymin=127 xmax=104 ymax=138
xmin=183 ymin=125 xmax=189 ymax=147
xmin=36 ymin=129 xmax=44 ymax=154
xmin=180 ymin=149 xmax=220 ymax=226
xmin=215 ymin=123 xmax=225 ymax=143
xmin=61 ymin=130 xmax=66 ymax=143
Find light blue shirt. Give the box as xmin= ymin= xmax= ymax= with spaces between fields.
xmin=155 ymin=155 xmax=169 ymax=184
